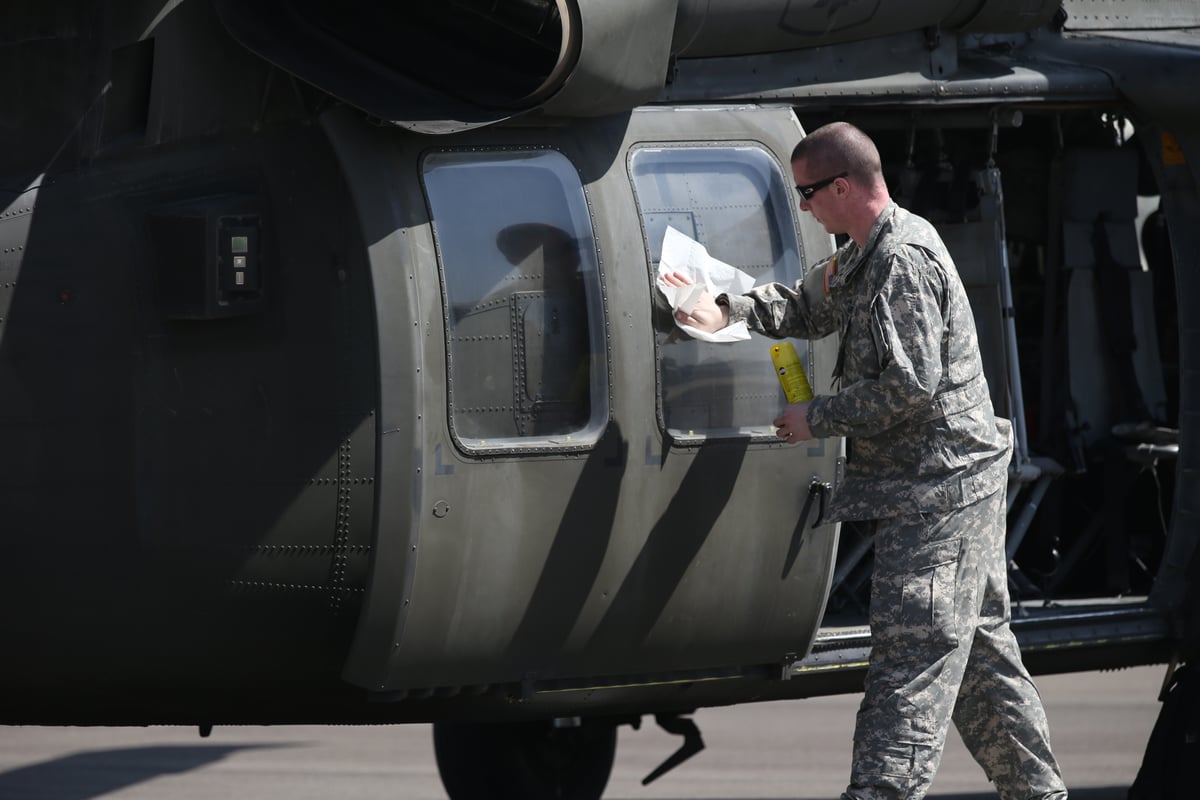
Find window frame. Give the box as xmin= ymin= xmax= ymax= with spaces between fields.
xmin=628 ymin=140 xmax=811 ymax=445
xmin=421 ymin=145 xmax=612 ymax=457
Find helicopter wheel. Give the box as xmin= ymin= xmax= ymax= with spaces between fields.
xmin=433 ymin=717 xmax=617 ymax=800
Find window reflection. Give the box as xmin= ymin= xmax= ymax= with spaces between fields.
xmin=630 ymin=146 xmax=805 ymax=439
xmin=423 ymin=150 xmax=605 ymax=449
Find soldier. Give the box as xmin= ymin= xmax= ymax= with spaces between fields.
xmin=664 ymin=121 xmax=1068 ymax=800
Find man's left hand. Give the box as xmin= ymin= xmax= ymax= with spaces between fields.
xmin=774 ymin=402 xmax=813 ymax=443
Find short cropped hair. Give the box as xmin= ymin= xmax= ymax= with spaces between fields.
xmin=791 ymin=122 xmax=883 ymax=185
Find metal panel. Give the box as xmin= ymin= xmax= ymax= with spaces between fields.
xmin=1062 ymin=0 xmax=1200 ymax=30
xmin=333 ymin=105 xmax=843 ymax=693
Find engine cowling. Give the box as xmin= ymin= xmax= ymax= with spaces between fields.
xmin=214 ymin=0 xmax=1062 ymax=132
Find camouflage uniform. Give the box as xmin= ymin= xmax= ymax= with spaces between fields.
xmin=722 ymin=203 xmax=1067 ymax=800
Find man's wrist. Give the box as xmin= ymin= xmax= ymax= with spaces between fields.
xmin=805 ymin=395 xmax=826 ymax=438
xmin=714 ymin=293 xmax=731 ymax=325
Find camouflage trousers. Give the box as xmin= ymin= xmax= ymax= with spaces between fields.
xmin=842 ymin=489 xmax=1068 ymax=800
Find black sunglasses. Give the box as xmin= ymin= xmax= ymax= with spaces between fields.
xmin=795 ymin=171 xmax=848 ymax=200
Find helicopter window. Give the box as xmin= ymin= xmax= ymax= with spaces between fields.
xmin=423 ymin=149 xmax=607 ymax=452
xmin=630 ymin=145 xmax=805 ymax=440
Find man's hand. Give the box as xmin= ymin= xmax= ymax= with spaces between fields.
xmin=661 ymin=272 xmax=730 ymax=334
xmin=774 ymin=402 xmax=813 ymax=443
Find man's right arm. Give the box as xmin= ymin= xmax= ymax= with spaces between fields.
xmin=724 ymin=259 xmax=841 ymax=339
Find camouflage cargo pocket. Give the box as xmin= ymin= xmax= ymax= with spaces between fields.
xmin=896 ymin=536 xmax=963 ymax=650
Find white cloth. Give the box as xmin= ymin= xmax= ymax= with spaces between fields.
xmin=656 ymin=226 xmax=754 ymax=342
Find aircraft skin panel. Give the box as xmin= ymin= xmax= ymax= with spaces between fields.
xmin=1061 ymin=0 xmax=1200 ymax=30
xmin=0 ymin=111 xmax=380 ymax=693
xmin=327 ymin=105 xmax=843 ymax=693
xmin=664 ymin=52 xmax=1118 ymax=107
xmin=671 ymin=0 xmax=1061 ymax=57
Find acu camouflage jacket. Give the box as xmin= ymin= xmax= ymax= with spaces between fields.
xmin=723 ymin=202 xmax=1011 ymax=522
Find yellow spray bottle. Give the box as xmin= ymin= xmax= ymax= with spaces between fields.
xmin=770 ymin=342 xmax=813 ymax=403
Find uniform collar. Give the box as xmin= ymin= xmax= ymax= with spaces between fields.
xmin=827 ymin=202 xmax=898 ymax=289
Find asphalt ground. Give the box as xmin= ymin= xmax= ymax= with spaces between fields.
xmin=0 ymin=664 xmax=1165 ymax=799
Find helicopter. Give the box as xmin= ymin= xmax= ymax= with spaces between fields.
xmin=1 ymin=1 xmax=1198 ymax=798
